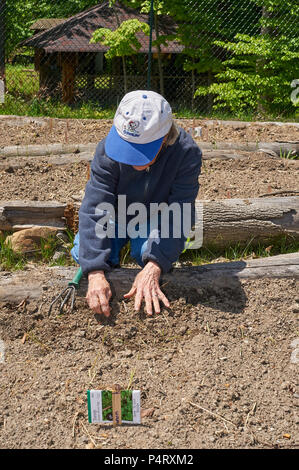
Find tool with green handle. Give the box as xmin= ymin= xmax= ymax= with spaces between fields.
xmin=48 ymin=267 xmax=83 ymax=315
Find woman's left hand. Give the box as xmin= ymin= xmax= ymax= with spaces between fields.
xmin=124 ymin=261 xmax=170 ymax=315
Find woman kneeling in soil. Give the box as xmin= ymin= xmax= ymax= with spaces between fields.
xmin=71 ymin=90 xmax=202 ymax=316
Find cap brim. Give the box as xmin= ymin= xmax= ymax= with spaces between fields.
xmin=105 ymin=125 xmax=164 ymax=166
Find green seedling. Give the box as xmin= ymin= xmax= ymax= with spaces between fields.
xmin=279 ymin=148 xmax=298 ymax=160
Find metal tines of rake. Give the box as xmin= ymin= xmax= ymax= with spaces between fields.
xmin=48 ymin=285 xmax=76 ymax=315
xmin=48 ymin=267 xmax=83 ymax=315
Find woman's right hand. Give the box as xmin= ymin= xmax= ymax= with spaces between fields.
xmin=86 ymin=270 xmax=112 ymax=317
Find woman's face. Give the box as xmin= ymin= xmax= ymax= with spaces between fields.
xmin=132 ymin=135 xmax=167 ymax=171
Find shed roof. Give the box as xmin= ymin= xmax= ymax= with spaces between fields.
xmin=22 ymin=1 xmax=183 ymax=54
xmin=30 ymin=19 xmax=66 ymax=31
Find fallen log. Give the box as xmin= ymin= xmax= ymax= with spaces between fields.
xmin=0 ymin=152 xmax=93 ymax=170
xmin=57 ymin=252 xmax=299 ymax=299
xmin=201 ymin=119 xmax=299 ymax=129
xmin=0 ymin=149 xmax=251 ymax=169
xmin=1 ymin=140 xmax=298 ymax=159
xmin=196 ymin=196 xmax=299 ymax=247
xmin=0 ymin=253 xmax=298 ymax=303
xmin=1 ymin=115 xmax=299 ymax=129
xmin=0 ymin=200 xmax=66 ymax=231
xmin=1 ymin=198 xmax=298 ymax=247
xmin=0 ymin=142 xmax=97 ymax=157
xmin=199 ymin=141 xmax=299 ymax=157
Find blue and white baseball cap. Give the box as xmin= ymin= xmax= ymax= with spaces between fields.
xmin=105 ymin=90 xmax=173 ymax=166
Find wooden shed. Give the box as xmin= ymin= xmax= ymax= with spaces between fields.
xmin=20 ymin=1 xmax=183 ymax=105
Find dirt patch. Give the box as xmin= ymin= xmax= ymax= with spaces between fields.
xmin=0 ymin=151 xmax=298 ymax=203
xmin=0 ymin=117 xmax=298 ymax=204
xmin=0 ymin=117 xmax=298 ymax=149
xmin=0 ymin=265 xmax=298 ymax=449
xmin=198 ymin=152 xmax=299 ymax=200
xmin=0 ymin=159 xmax=89 ymax=203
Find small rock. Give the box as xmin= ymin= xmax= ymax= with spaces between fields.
xmin=52 ymin=250 xmax=66 ymax=262
xmin=76 ymin=330 xmax=86 ymax=338
xmin=125 ymin=326 xmax=137 ymax=338
xmin=120 ymin=349 xmax=133 ymax=358
xmin=78 ymin=436 xmax=88 ymax=445
xmin=5 ymin=226 xmax=59 ymax=254
xmin=56 ymin=231 xmax=69 ymax=243
xmin=144 ymin=353 xmax=153 ymax=360
xmin=4 ymin=166 xmax=14 ymax=173
xmin=290 ymin=304 xmax=299 ymax=313
xmin=85 ymin=442 xmax=95 ymax=449
xmin=179 ymin=326 xmax=188 ymax=336
xmin=27 ymin=304 xmax=38 ymax=315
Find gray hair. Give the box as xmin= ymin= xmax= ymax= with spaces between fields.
xmin=164 ymin=121 xmax=179 ymax=147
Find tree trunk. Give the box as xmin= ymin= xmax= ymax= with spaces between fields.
xmin=256 ymin=6 xmax=272 ymax=116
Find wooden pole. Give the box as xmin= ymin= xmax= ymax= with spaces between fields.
xmin=0 ymin=0 xmax=6 ymax=85
xmin=147 ymin=0 xmax=154 ymax=89
xmin=61 ymin=53 xmax=75 ymax=103
xmin=112 ymin=384 xmax=122 ymax=427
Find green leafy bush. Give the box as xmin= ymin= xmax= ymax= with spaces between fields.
xmin=195 ymin=34 xmax=299 ymax=118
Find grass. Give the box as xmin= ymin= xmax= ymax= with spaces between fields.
xmin=179 ymin=234 xmax=299 ymax=266
xmin=1 ymin=229 xmax=298 ymax=272
xmin=0 ymin=93 xmax=116 ymax=120
xmin=0 ymin=230 xmax=76 ymax=271
xmin=2 ymin=93 xmax=297 ymax=121
xmin=1 ymin=64 xmax=298 ymax=121
xmin=279 ymin=148 xmax=298 ymax=160
xmin=0 ymin=233 xmax=26 ymax=271
xmin=5 ymin=64 xmax=39 ymax=98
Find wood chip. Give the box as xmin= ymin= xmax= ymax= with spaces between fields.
xmin=141 ymin=408 xmax=155 ymax=418
xmin=21 ymin=333 xmax=28 ymax=344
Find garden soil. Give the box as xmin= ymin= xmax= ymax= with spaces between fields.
xmin=0 ymin=117 xmax=298 ymax=147
xmin=0 ymin=266 xmax=298 ymax=449
xmin=0 ymin=117 xmax=298 ymax=449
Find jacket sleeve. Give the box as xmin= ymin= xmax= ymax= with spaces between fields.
xmin=78 ymin=140 xmax=119 ymax=275
xmin=142 ymin=138 xmax=202 ymax=273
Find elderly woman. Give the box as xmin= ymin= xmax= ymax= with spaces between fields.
xmin=71 ymin=90 xmax=202 ymax=316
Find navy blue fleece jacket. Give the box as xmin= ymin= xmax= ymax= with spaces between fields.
xmin=78 ymin=127 xmax=202 ymax=275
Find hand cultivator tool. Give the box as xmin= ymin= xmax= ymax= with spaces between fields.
xmin=48 ymin=267 xmax=83 ymax=315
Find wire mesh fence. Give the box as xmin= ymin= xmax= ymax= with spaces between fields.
xmin=0 ymin=0 xmax=298 ymax=119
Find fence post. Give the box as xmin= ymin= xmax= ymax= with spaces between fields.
xmin=147 ymin=0 xmax=154 ymax=90
xmin=0 ymin=0 xmax=5 ymax=103
xmin=0 ymin=0 xmax=5 ymax=78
